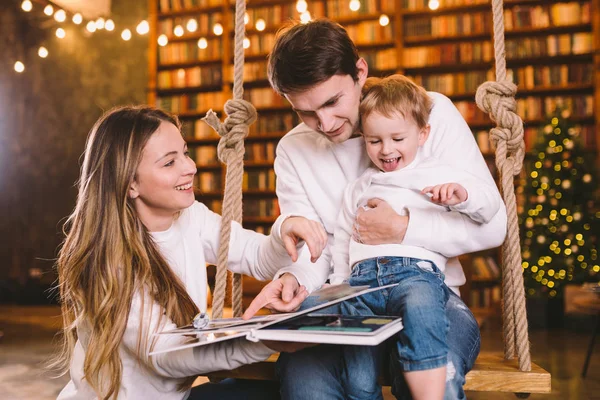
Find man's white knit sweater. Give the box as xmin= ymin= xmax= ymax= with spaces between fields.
xmin=330 ymin=152 xmax=502 ymax=284
xmin=273 ymin=92 xmax=507 ymax=295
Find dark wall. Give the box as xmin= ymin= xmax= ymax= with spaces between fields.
xmin=0 ymin=0 xmax=149 ymax=303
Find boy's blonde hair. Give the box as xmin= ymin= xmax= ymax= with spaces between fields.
xmin=360 ymin=74 xmax=433 ymax=129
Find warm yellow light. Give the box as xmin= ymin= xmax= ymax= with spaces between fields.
xmin=14 ymin=61 xmax=25 ymax=73
xmin=121 ymin=29 xmax=132 ymax=41
xmin=255 ymin=19 xmax=266 ymax=31
xmin=187 ymin=19 xmax=198 ymax=32
xmin=21 ymin=0 xmax=32 ymax=12
xmin=38 ymin=46 xmax=48 ymax=58
xmin=174 ymin=25 xmax=184 ymax=37
xmin=86 ymin=21 xmax=97 ymax=33
xmin=243 ymin=37 xmax=250 ymax=49
xmin=96 ymin=18 xmax=105 ymax=30
xmin=349 ymin=0 xmax=361 ymax=11
xmin=379 ymin=14 xmax=389 ymax=26
xmin=56 ymin=27 xmax=66 ymax=38
xmin=197 ymin=37 xmax=208 ymax=49
xmin=54 ymin=9 xmax=66 ymax=22
xmin=428 ymin=0 xmax=440 ymax=10
xmin=296 ymin=0 xmax=308 ymax=13
xmin=158 ymin=34 xmax=168 ymax=46
xmin=105 ymin=19 xmax=115 ymax=31
xmin=72 ymin=13 xmax=83 ymax=24
xmin=44 ymin=4 xmax=53 ymax=16
xmin=300 ymin=11 xmax=311 ymax=23
xmin=213 ymin=23 xmax=223 ymax=35
xmin=136 ymin=20 xmax=150 ymax=35
xmin=244 ymin=13 xmax=249 ymax=25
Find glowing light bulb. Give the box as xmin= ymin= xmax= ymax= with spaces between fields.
xmin=349 ymin=0 xmax=361 ymax=11
xmin=14 ymin=61 xmax=25 ymax=73
xmin=158 ymin=34 xmax=168 ymax=46
xmin=56 ymin=27 xmax=66 ymax=38
xmin=21 ymin=0 xmax=32 ymax=12
xmin=72 ymin=13 xmax=83 ymax=24
xmin=174 ymin=25 xmax=184 ymax=37
xmin=38 ymin=46 xmax=48 ymax=58
xmin=300 ymin=11 xmax=311 ymax=23
xmin=105 ymin=19 xmax=115 ymax=31
xmin=213 ymin=23 xmax=223 ymax=35
xmin=54 ymin=9 xmax=66 ymax=22
xmin=296 ymin=0 xmax=308 ymax=13
xmin=136 ymin=20 xmax=150 ymax=35
xmin=243 ymin=37 xmax=250 ymax=49
xmin=244 ymin=13 xmax=249 ymax=25
xmin=121 ymin=29 xmax=132 ymax=41
xmin=187 ymin=19 xmax=198 ymax=32
xmin=95 ymin=18 xmax=105 ymax=30
xmin=198 ymin=37 xmax=208 ymax=49
xmin=428 ymin=0 xmax=440 ymax=10
xmin=379 ymin=14 xmax=389 ymax=26
xmin=86 ymin=21 xmax=96 ymax=33
xmin=255 ymin=19 xmax=266 ymax=31
xmin=44 ymin=4 xmax=53 ymax=16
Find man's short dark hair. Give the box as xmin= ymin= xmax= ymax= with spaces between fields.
xmin=268 ymin=19 xmax=360 ymax=95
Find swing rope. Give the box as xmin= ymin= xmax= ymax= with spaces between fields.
xmin=203 ymin=0 xmax=255 ymax=319
xmin=475 ymin=0 xmax=531 ymax=371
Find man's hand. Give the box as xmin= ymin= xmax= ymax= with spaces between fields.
xmin=354 ymin=198 xmax=408 ymax=245
xmin=281 ymin=216 xmax=328 ymax=263
xmin=422 ymin=183 xmax=468 ymax=206
xmin=242 ymin=273 xmax=308 ymax=319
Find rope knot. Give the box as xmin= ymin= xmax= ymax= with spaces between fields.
xmin=202 ymin=99 xmax=257 ymax=164
xmin=476 ymin=80 xmax=525 ymax=175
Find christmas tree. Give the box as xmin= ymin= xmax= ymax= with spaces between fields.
xmin=519 ymin=109 xmax=599 ymax=298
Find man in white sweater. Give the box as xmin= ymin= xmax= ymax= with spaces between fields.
xmin=245 ymin=20 xmax=507 ymax=400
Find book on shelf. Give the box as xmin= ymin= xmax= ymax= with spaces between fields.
xmin=150 ymin=283 xmax=403 ymax=355
xmin=470 ymin=256 xmax=500 ymax=281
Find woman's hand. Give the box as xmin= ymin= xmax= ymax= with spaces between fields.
xmin=242 ymin=273 xmax=308 ymax=319
xmin=280 ymin=216 xmax=327 ymax=263
xmin=353 ymin=198 xmax=408 ymax=245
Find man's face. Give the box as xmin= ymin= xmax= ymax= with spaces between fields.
xmin=284 ymin=59 xmax=368 ymax=144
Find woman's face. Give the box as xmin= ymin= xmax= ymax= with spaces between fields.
xmin=129 ymin=121 xmax=196 ymax=231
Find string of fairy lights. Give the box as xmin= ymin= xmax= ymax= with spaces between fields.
xmin=13 ymin=0 xmax=150 ymax=74
xmin=12 ymin=0 xmax=442 ymax=72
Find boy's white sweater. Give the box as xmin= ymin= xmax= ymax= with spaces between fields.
xmin=273 ymin=92 xmax=507 ymax=295
xmin=330 ymin=154 xmax=502 ymax=284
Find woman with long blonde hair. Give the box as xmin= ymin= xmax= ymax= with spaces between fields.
xmin=54 ymin=105 xmax=326 ymax=400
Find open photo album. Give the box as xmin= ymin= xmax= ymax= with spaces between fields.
xmin=150 ymin=283 xmax=403 ymax=356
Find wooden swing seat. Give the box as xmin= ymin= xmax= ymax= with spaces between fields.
xmin=206 ymin=351 xmax=551 ymax=395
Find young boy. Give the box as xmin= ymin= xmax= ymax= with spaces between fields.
xmin=331 ymin=75 xmax=501 ymax=399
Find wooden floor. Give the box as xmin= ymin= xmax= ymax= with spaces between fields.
xmin=0 ymin=305 xmax=598 ymax=400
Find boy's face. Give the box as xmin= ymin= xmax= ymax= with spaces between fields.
xmin=284 ymin=58 xmax=368 ymax=144
xmin=362 ymin=111 xmax=430 ymax=172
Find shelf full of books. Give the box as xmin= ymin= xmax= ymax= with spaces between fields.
xmin=149 ymin=0 xmax=600 ymax=303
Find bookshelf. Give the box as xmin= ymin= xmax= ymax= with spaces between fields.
xmin=148 ymin=0 xmax=600 ymax=307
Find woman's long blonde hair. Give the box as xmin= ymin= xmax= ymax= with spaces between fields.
xmin=54 ymin=106 xmax=199 ymax=399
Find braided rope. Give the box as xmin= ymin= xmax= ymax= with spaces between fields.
xmin=202 ymin=0 xmax=255 ymax=319
xmin=475 ymin=0 xmax=531 ymax=371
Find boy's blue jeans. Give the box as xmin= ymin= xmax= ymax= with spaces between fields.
xmin=277 ymin=257 xmax=481 ymax=400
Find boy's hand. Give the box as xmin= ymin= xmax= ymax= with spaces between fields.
xmin=281 ymin=216 xmax=327 ymax=263
xmin=422 ymin=183 xmax=468 ymax=206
